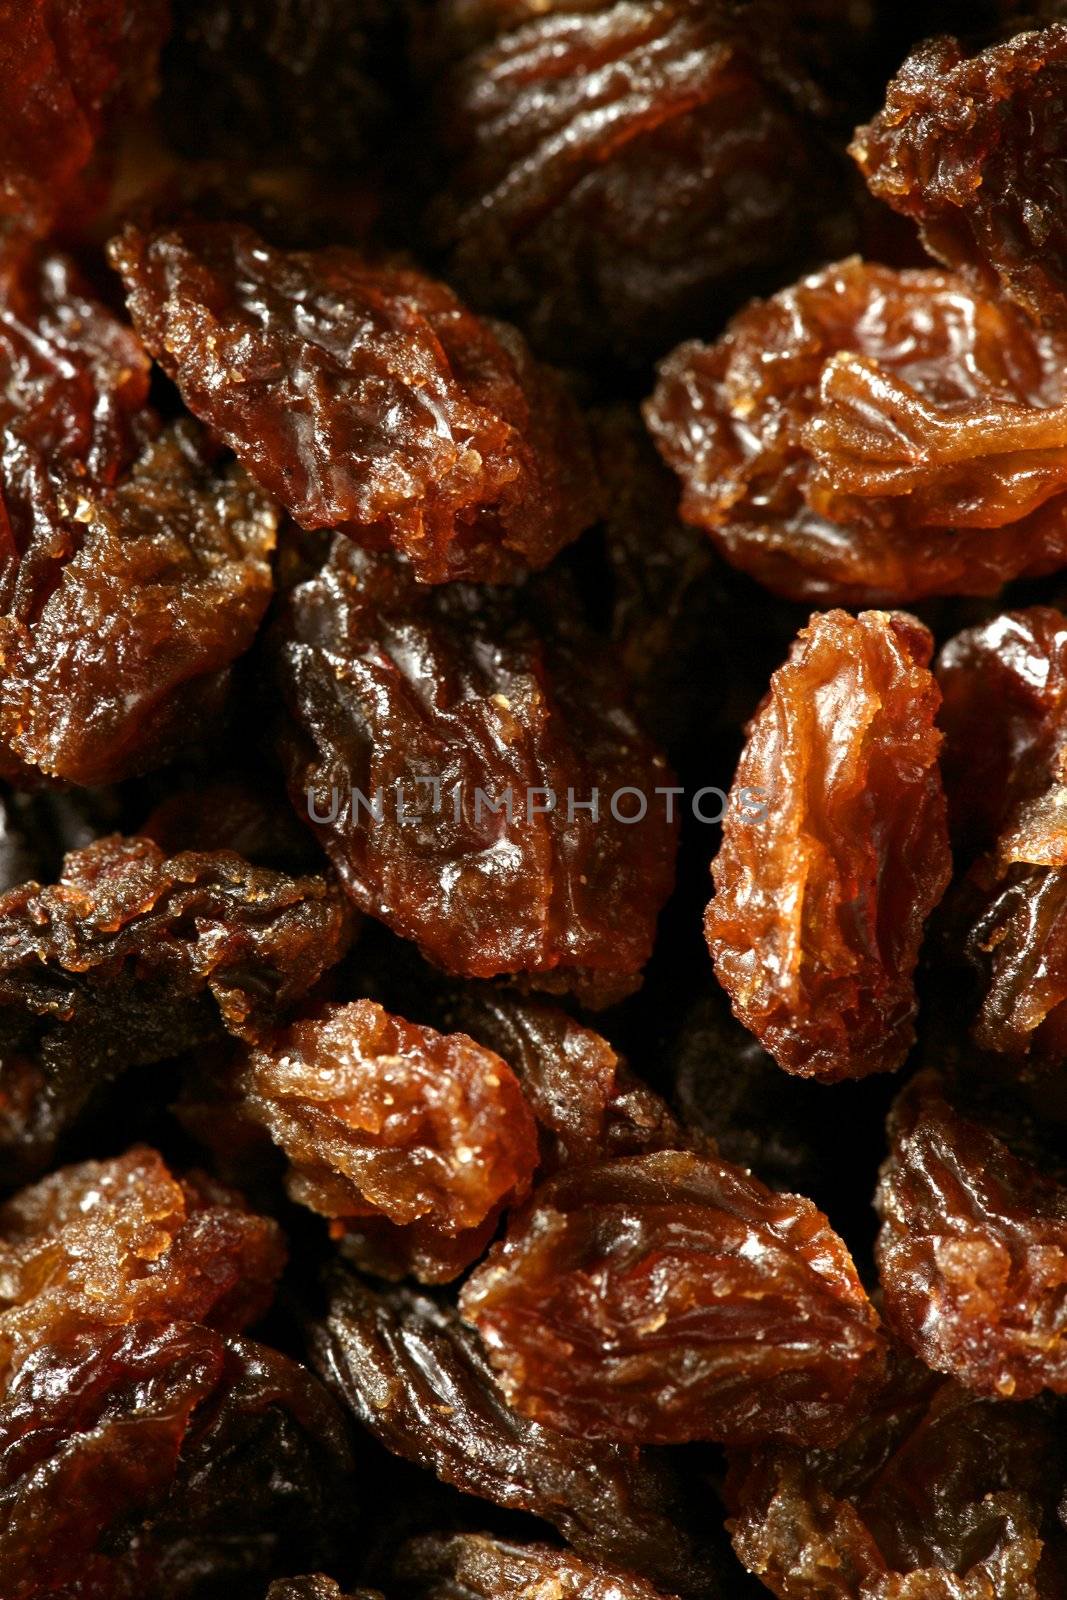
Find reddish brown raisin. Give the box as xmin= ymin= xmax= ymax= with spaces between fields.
xmin=0 ymin=1145 xmax=284 ymax=1390
xmin=0 ymin=834 xmax=352 ymax=1182
xmin=876 ymin=1071 xmax=1067 ymax=1400
xmin=0 ymin=0 xmax=169 ymax=242
xmin=390 ymin=1532 xmax=679 ymax=1600
xmin=269 ymin=1582 xmax=381 ymax=1600
xmin=460 ymin=1149 xmax=886 ymax=1448
xmin=310 ymin=1266 xmax=723 ymax=1597
xmin=240 ymin=999 xmax=538 ymax=1284
xmin=852 ymin=26 xmax=1067 ymax=329
xmin=109 ymin=220 xmax=599 ymax=584
xmin=725 ymin=1347 xmax=1067 ymax=1598
xmin=274 ymin=539 xmax=676 ymax=1006
xmin=645 ymin=258 xmax=1067 ymax=603
xmin=425 ymin=0 xmax=853 ymax=365
xmin=705 ymin=609 xmax=950 ymax=1081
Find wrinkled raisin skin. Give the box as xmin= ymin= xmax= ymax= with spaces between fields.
xmin=390 ymin=1531 xmax=676 ymax=1600
xmin=705 ymin=609 xmax=950 ymax=1082
xmin=110 ymin=220 xmax=599 ymax=584
xmin=461 ymin=1149 xmax=885 ymax=1448
xmin=646 ymin=258 xmax=1067 ymax=603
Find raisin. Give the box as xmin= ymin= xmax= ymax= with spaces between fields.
xmin=876 ymin=1070 xmax=1067 ymax=1400
xmin=0 ymin=422 xmax=277 ymax=786
xmin=852 ymin=26 xmax=1067 ymax=330
xmin=705 ymin=609 xmax=950 ymax=1082
xmin=725 ymin=1347 xmax=1067 ymax=1598
xmin=645 ymin=257 xmax=1067 ymax=603
xmin=141 ymin=779 xmax=321 ymax=874
xmin=460 ymin=1149 xmax=886 ymax=1448
xmin=0 ymin=1146 xmax=283 ymax=1388
xmin=0 ymin=0 xmax=169 ymax=242
xmin=273 ymin=538 xmax=676 ymax=1006
xmin=240 ymin=999 xmax=538 ymax=1284
xmin=269 ymin=1583 xmax=380 ymax=1600
xmin=424 ymin=0 xmax=854 ymax=366
xmin=1 ymin=1321 xmax=354 ymax=1598
xmin=962 ymin=853 xmax=1067 ymax=1062
xmin=310 ymin=1265 xmax=723 ymax=1598
xmin=159 ymin=0 xmax=399 ymax=170
xmin=390 ymin=1531 xmax=678 ymax=1600
xmin=937 ymin=607 xmax=1067 ymax=860
xmin=109 ymin=220 xmax=599 ymax=584
xmin=0 ymin=834 xmax=352 ymax=1182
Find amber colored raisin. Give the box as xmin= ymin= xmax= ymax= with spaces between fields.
xmin=0 ymin=422 xmax=277 ymax=786
xmin=274 ymin=539 xmax=676 ymax=1007
xmin=0 ymin=1322 xmax=354 ymax=1599
xmin=460 ymin=1149 xmax=886 ymax=1448
xmin=0 ymin=0 xmax=169 ymax=242
xmin=269 ymin=1582 xmax=381 ymax=1600
xmin=310 ymin=1266 xmax=723 ymax=1598
xmin=0 ymin=1145 xmax=283 ymax=1391
xmin=645 ymin=257 xmax=1067 ymax=604
xmin=725 ymin=1346 xmax=1067 ymax=1599
xmin=390 ymin=1532 xmax=678 ymax=1600
xmin=425 ymin=0 xmax=853 ymax=366
xmin=937 ymin=608 xmax=1067 ymax=860
xmin=875 ymin=1071 xmax=1067 ymax=1400
xmin=852 ymin=27 xmax=1067 ymax=330
xmin=963 ymin=852 xmax=1067 ymax=1062
xmin=705 ymin=609 xmax=950 ymax=1081
xmin=109 ymin=220 xmax=599 ymax=584
xmin=240 ymin=999 xmax=538 ymax=1284
xmin=0 ymin=834 xmax=352 ymax=1182
xmin=159 ymin=0 xmax=399 ymax=170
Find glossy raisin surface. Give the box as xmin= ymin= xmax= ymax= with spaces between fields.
xmin=241 ymin=999 xmax=538 ymax=1283
xmin=390 ymin=1532 xmax=678 ymax=1600
xmin=853 ymin=26 xmax=1067 ymax=329
xmin=274 ymin=539 xmax=676 ymax=1006
xmin=110 ymin=220 xmax=599 ymax=584
xmin=705 ymin=609 xmax=950 ymax=1081
xmin=646 ymin=258 xmax=1067 ymax=603
xmin=461 ymin=1149 xmax=886 ymax=1447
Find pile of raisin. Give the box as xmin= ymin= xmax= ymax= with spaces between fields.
xmin=4 ymin=3 xmax=1067 ymax=1597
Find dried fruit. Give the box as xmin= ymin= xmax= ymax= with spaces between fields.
xmin=426 ymin=0 xmax=853 ymax=365
xmin=725 ymin=1347 xmax=1067 ymax=1598
xmin=852 ymin=26 xmax=1067 ymax=329
xmin=240 ymin=999 xmax=538 ymax=1283
xmin=269 ymin=1582 xmax=379 ymax=1600
xmin=0 ymin=834 xmax=352 ymax=1182
xmin=310 ymin=1266 xmax=722 ymax=1597
xmin=876 ymin=1071 xmax=1067 ymax=1400
xmin=461 ymin=1149 xmax=886 ymax=1447
xmin=0 ymin=1322 xmax=354 ymax=1599
xmin=390 ymin=1532 xmax=678 ymax=1600
xmin=274 ymin=538 xmax=676 ymax=1005
xmin=109 ymin=220 xmax=599 ymax=584
xmin=645 ymin=257 xmax=1067 ymax=603
xmin=0 ymin=0 xmax=169 ymax=241
xmin=705 ymin=609 xmax=950 ymax=1081
xmin=0 ymin=1145 xmax=283 ymax=1390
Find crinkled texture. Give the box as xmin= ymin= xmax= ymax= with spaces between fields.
xmin=876 ymin=1071 xmax=1067 ymax=1400
xmin=937 ymin=608 xmax=1067 ymax=859
xmin=274 ymin=540 xmax=677 ymax=1006
xmin=0 ymin=1321 xmax=354 ymax=1600
xmin=645 ymin=257 xmax=1067 ymax=603
xmin=241 ymin=999 xmax=538 ymax=1283
xmin=851 ymin=28 xmax=1067 ymax=329
xmin=460 ymin=1149 xmax=886 ymax=1448
xmin=0 ymin=0 xmax=169 ymax=242
xmin=426 ymin=0 xmax=852 ymax=365
xmin=159 ymin=0 xmax=398 ymax=169
xmin=390 ymin=1532 xmax=679 ymax=1600
xmin=0 ymin=422 xmax=277 ymax=786
xmin=109 ymin=220 xmax=599 ymax=584
xmin=963 ymin=852 xmax=1067 ymax=1061
xmin=0 ymin=833 xmax=353 ymax=1183
xmin=310 ymin=1267 xmax=722 ymax=1598
xmin=705 ymin=609 xmax=950 ymax=1081
xmin=268 ymin=1583 xmax=380 ymax=1600
xmin=0 ymin=1145 xmax=284 ymax=1390
xmin=724 ymin=1348 xmax=1067 ymax=1599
